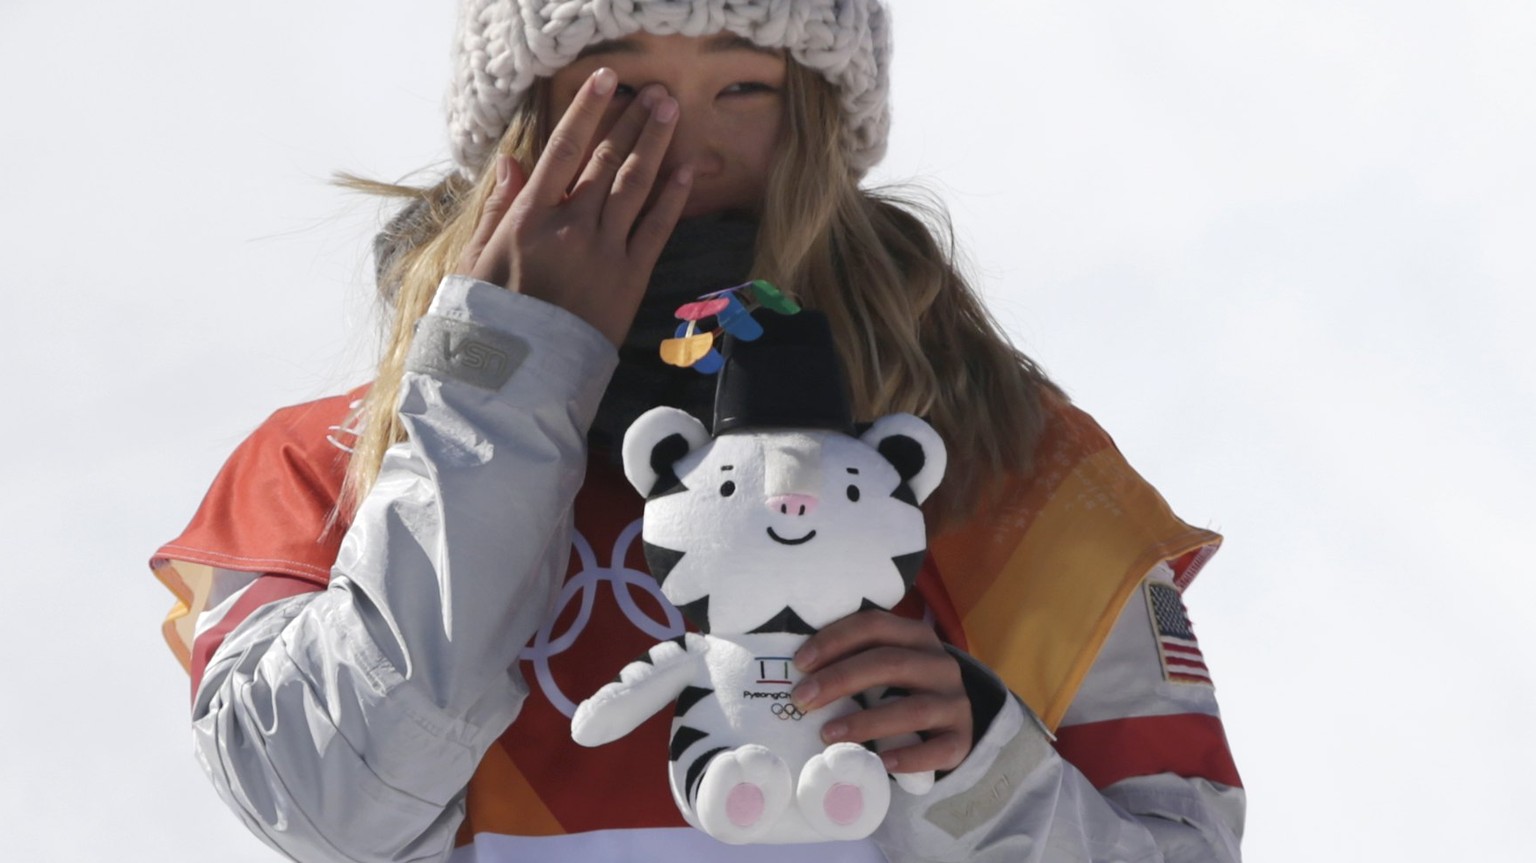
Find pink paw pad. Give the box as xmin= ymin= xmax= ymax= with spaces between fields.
xmin=824 ymin=783 xmax=864 ymax=826
xmin=726 ymin=783 xmax=766 ymax=827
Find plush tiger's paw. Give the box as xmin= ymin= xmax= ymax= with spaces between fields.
xmin=797 ymin=742 xmax=890 ymax=840
xmin=893 ymin=768 xmax=935 ymax=795
xmin=695 ymin=745 xmax=792 ymax=844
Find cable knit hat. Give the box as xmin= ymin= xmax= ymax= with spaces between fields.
xmin=448 ymin=0 xmax=892 ymax=178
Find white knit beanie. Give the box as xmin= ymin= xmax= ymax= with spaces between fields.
xmin=447 ymin=0 xmax=892 ymax=178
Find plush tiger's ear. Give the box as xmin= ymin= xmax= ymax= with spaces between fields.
xmin=860 ymin=413 xmax=948 ymax=504
xmin=622 ymin=407 xmax=712 ymax=497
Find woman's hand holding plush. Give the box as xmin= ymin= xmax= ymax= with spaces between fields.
xmin=793 ymin=610 xmax=975 ymax=775
xmin=456 ymin=67 xmax=695 ymax=347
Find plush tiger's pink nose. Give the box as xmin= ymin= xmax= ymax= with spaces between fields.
xmin=766 ymin=494 xmax=818 ymax=517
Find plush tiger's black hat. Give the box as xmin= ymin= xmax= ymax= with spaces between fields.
xmin=711 ymin=310 xmax=855 ymax=437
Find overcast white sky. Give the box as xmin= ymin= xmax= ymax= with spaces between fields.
xmin=1 ymin=1 xmax=1532 ymax=860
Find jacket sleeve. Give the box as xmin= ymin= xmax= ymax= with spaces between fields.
xmin=190 ymin=276 xmax=618 ymax=863
xmin=877 ymin=563 xmax=1244 ymax=863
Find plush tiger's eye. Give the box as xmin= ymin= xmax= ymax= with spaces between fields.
xmin=720 ymin=480 xmax=736 ymax=497
xmin=846 ymin=485 xmax=860 ymax=502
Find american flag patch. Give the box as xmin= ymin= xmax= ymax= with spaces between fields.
xmin=1146 ymin=582 xmax=1212 ymax=686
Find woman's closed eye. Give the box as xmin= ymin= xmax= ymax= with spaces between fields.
xmin=610 ymin=82 xmax=775 ymax=99
xmin=722 ymin=81 xmax=778 ymax=97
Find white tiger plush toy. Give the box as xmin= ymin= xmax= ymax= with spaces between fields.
xmin=570 ymin=404 xmax=946 ymax=844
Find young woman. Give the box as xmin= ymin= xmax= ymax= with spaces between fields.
xmin=152 ymin=2 xmax=1244 ymax=861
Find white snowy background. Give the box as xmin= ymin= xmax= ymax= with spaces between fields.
xmin=1 ymin=0 xmax=1531 ymax=859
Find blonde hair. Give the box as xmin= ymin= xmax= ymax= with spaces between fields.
xmin=335 ymin=84 xmax=549 ymax=518
xmin=340 ymin=62 xmax=1058 ymax=527
xmin=755 ymin=62 xmax=1059 ymax=524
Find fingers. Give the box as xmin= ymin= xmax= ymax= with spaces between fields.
xmin=516 ymin=68 xmax=687 ymax=263
xmin=568 ymin=84 xmax=674 ymax=215
xmin=878 ymin=731 xmax=971 ymax=775
xmin=816 ymin=692 xmax=972 ymax=774
xmin=524 ymin=67 xmax=619 ymax=208
xmin=787 ymin=610 xmax=974 ymax=773
xmin=566 ymin=81 xmax=688 ymax=258
xmin=458 ymin=154 xmax=527 ymax=281
xmin=791 ymin=644 xmax=960 ymax=713
xmin=597 ymin=90 xmax=681 ymax=234
xmin=795 ymin=611 xmax=942 ymax=675
xmin=626 ymin=163 xmax=693 ymax=269
xmin=821 ymin=694 xmax=963 ymax=745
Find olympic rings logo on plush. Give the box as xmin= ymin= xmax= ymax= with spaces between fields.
xmin=771 ymin=703 xmax=806 ymax=721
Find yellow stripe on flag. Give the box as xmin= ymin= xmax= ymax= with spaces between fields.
xmin=154 ymin=560 xmax=216 ymax=673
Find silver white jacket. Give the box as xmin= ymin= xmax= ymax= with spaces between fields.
xmin=190 ymin=275 xmax=1244 ymax=862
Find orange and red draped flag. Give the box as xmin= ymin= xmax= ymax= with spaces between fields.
xmin=930 ymin=392 xmax=1221 ymax=732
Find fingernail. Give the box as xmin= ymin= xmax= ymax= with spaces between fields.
xmin=822 ymin=721 xmax=846 ymax=742
xmin=794 ymin=645 xmax=817 ymax=670
xmin=674 ymin=165 xmax=694 ymax=186
xmin=592 ymin=68 xmax=616 ymax=95
xmin=881 ymin=753 xmax=898 ymax=772
xmin=792 ymin=678 xmax=819 ymax=707
xmin=654 ymin=97 xmax=677 ymax=123
xmin=495 ymin=155 xmax=509 ymax=185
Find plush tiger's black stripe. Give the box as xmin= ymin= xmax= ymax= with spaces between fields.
xmin=670 ymin=726 xmax=710 ymax=762
xmin=676 ymin=685 xmax=713 ymax=716
xmin=676 ymin=595 xmax=711 ymax=633
xmin=685 ymin=747 xmax=729 ymax=806
xmin=747 ymin=607 xmax=815 ymax=635
xmin=891 ymin=550 xmax=926 ymax=590
xmin=643 ymin=543 xmax=686 ymax=586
